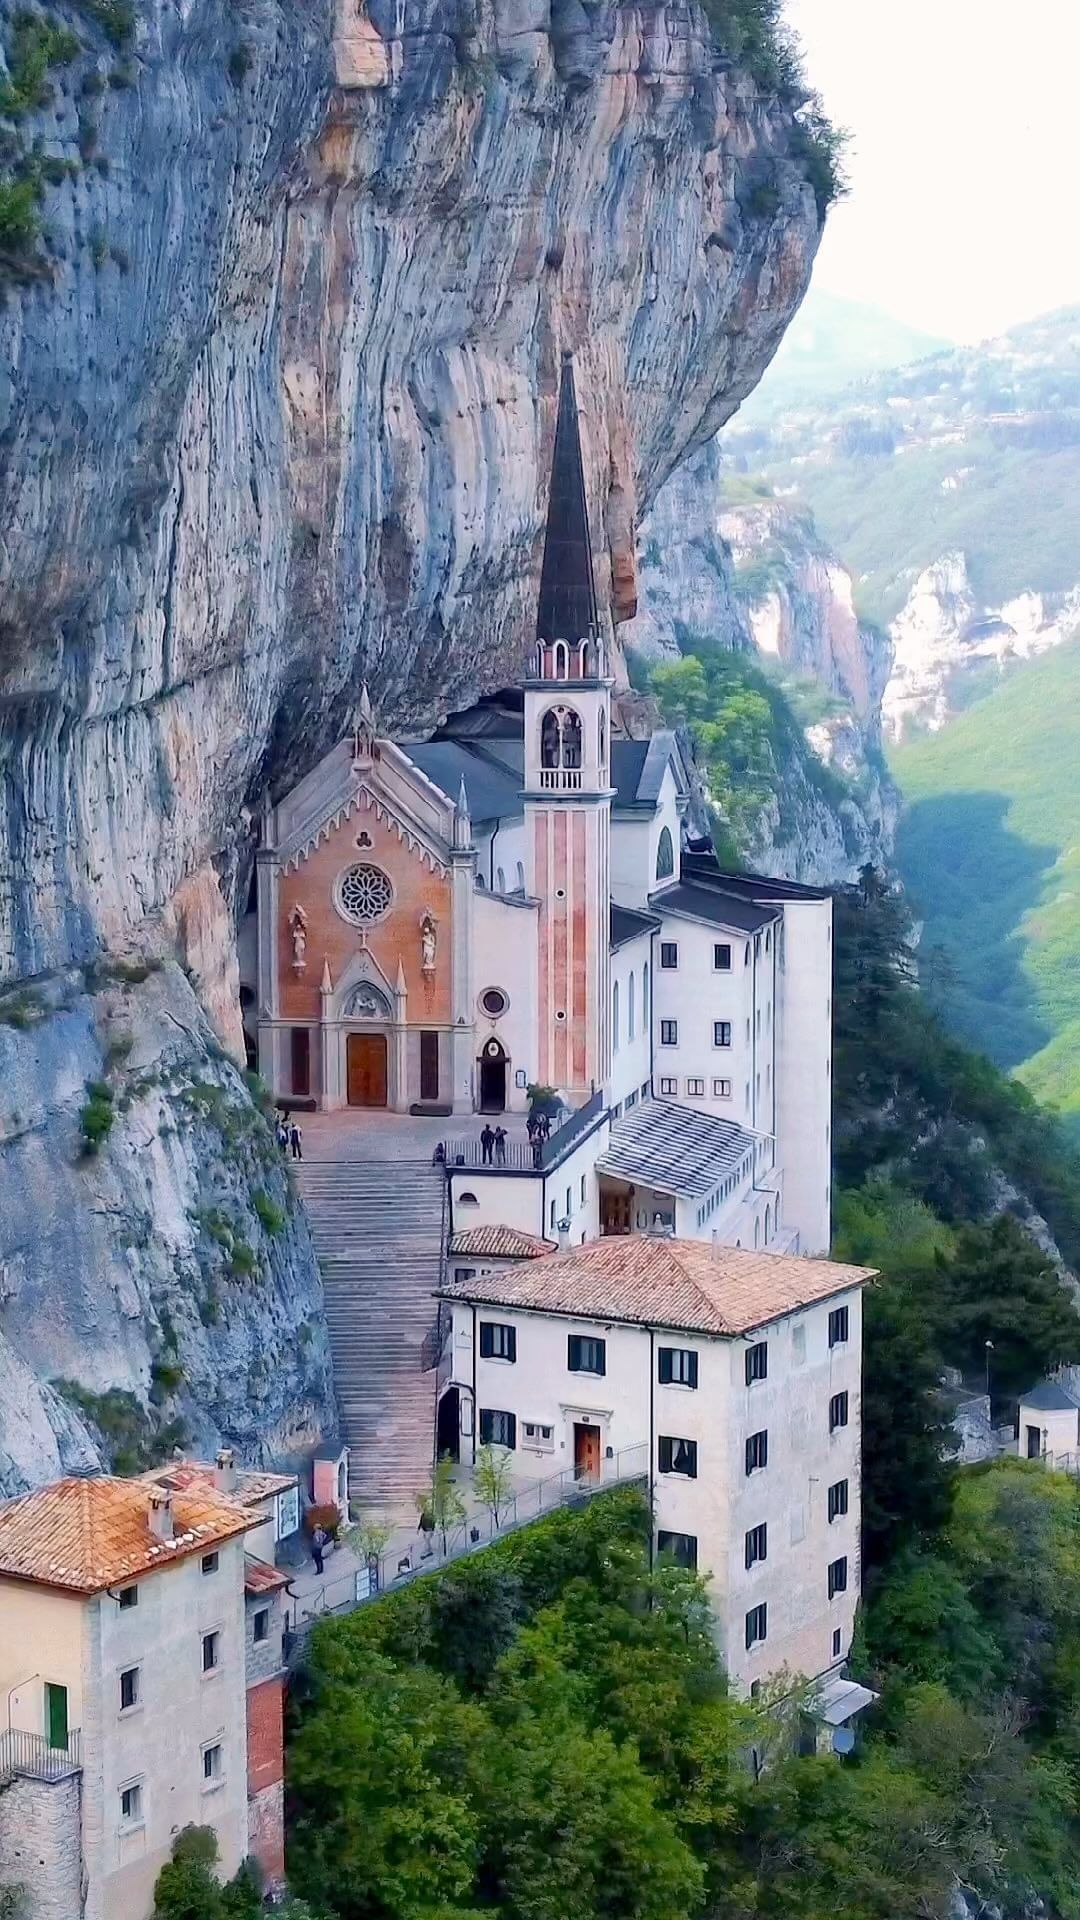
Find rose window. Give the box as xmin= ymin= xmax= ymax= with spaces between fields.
xmin=336 ymin=864 xmax=393 ymax=924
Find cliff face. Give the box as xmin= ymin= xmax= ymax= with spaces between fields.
xmin=627 ymin=441 xmax=897 ymax=883
xmin=883 ymin=551 xmax=1080 ymax=741
xmin=1 ymin=0 xmax=820 ymax=984
xmin=0 ymin=0 xmax=822 ymax=1484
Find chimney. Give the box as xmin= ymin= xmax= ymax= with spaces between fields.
xmin=214 ymin=1447 xmax=238 ymax=1495
xmin=557 ymin=1217 xmax=572 ymax=1250
xmin=148 ymin=1490 xmax=173 ymax=1543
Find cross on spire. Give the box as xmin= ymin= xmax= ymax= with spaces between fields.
xmin=536 ymin=353 xmax=600 ymax=645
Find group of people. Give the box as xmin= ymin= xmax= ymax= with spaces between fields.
xmin=479 ymin=1123 xmax=508 ymax=1165
xmin=276 ymin=1109 xmax=303 ymax=1159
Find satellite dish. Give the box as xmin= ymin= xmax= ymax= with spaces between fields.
xmin=832 ymin=1726 xmax=855 ymax=1755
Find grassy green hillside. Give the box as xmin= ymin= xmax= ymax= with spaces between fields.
xmin=892 ymin=637 xmax=1080 ymax=1127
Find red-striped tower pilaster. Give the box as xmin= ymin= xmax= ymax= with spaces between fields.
xmin=524 ymin=355 xmax=613 ymax=1103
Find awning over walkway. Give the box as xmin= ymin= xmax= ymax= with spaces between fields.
xmin=810 ymin=1675 xmax=878 ymax=1726
xmin=596 ymin=1099 xmax=759 ymax=1200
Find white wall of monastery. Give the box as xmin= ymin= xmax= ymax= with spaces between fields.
xmin=447 ymin=1282 xmax=862 ymax=1694
xmin=773 ymin=898 xmax=833 ymax=1255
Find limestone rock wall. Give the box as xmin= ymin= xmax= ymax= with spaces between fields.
xmin=627 ymin=440 xmax=897 ymax=883
xmin=0 ymin=0 xmax=823 ymax=1484
xmin=0 ymin=962 xmax=333 ymax=1495
xmin=0 ymin=0 xmax=821 ymax=982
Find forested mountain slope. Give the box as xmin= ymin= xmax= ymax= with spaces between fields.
xmin=892 ymin=635 xmax=1080 ymax=1132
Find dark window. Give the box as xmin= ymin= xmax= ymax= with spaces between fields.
xmin=568 ymin=1335 xmax=606 ymax=1376
xmin=120 ymin=1667 xmax=139 ymax=1711
xmin=713 ymin=943 xmax=732 ymax=971
xmin=201 ymin=1553 xmax=219 ymax=1576
xmin=660 ymin=941 xmax=679 ymax=969
xmin=120 ymin=1781 xmax=142 ymax=1822
xmin=713 ymin=1021 xmax=732 ymax=1048
xmin=745 ymin=1603 xmax=767 ymax=1649
xmin=479 ymin=1321 xmax=517 ymax=1363
xmin=117 ymin=1585 xmax=138 ymax=1610
xmin=201 ymin=1631 xmax=219 ymax=1674
xmin=828 ymin=1556 xmax=848 ymax=1600
xmin=420 ymin=1030 xmax=440 ymax=1101
xmin=253 ymin=1609 xmax=270 ymax=1644
xmin=656 ymin=828 xmax=675 ymax=881
xmin=829 ymin=1392 xmax=849 ymax=1433
xmin=290 ymin=1026 xmax=310 ymax=1098
xmin=745 ymin=1429 xmax=768 ymax=1474
xmin=745 ymin=1522 xmax=767 ymax=1569
xmin=827 ymin=1478 xmax=849 ymax=1523
xmin=658 ymin=1347 xmax=698 ymax=1389
xmin=1026 ymin=1424 xmax=1043 ymax=1459
xmin=657 ymin=1530 xmax=698 ymax=1569
xmin=660 ymin=1019 xmax=678 ymax=1046
xmin=203 ymin=1743 xmax=222 ymax=1782
xmin=828 ymin=1305 xmax=849 ymax=1348
xmin=479 ymin=1408 xmax=516 ymax=1448
xmin=658 ymin=1435 xmax=698 ymax=1478
xmin=832 ymin=1627 xmax=843 ymax=1659
xmin=745 ymin=1341 xmax=768 ymax=1385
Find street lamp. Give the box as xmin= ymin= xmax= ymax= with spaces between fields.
xmin=985 ymin=1339 xmax=995 ymax=1401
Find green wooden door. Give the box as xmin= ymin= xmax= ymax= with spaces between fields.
xmin=45 ymin=1682 xmax=68 ymax=1750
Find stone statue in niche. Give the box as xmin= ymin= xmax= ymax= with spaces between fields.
xmin=420 ymin=911 xmax=437 ymax=976
xmin=289 ymin=904 xmax=308 ymax=975
xmin=345 ymin=982 xmax=391 ymax=1020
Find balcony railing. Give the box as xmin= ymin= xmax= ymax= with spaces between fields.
xmin=0 ymin=1728 xmax=82 ymax=1783
xmin=284 ymin=1444 xmax=649 ymax=1664
xmin=537 ymin=766 xmax=583 ymax=791
xmin=442 ymin=1089 xmax=605 ymax=1177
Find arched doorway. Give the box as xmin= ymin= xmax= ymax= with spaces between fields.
xmin=347 ymin=1031 xmax=387 ymax=1107
xmin=436 ymin=1386 xmax=460 ymax=1462
xmin=478 ymin=1037 xmax=508 ymax=1113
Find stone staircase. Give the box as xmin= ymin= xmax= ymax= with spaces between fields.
xmin=295 ymin=1155 xmax=445 ymax=1515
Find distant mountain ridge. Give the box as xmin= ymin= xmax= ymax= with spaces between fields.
xmin=728 ymin=304 xmax=1080 ymax=738
xmin=738 ymin=289 xmax=951 ymax=419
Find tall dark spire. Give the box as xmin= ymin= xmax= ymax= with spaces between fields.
xmin=536 ymin=354 xmax=600 ymax=644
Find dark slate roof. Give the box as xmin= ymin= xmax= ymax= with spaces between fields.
xmin=650 ymin=882 xmax=779 ymax=934
xmin=402 ymin=741 xmax=522 ymax=824
xmin=536 ymin=356 xmax=600 ymax=644
xmin=1022 ymin=1380 xmax=1080 ymax=1412
xmin=610 ymin=741 xmax=651 ymax=807
xmin=596 ymin=1100 xmax=757 ymax=1200
xmin=610 ymin=902 xmax=660 ymax=951
xmin=680 ymin=851 xmax=830 ymax=903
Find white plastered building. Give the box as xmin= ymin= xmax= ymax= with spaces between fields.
xmin=440 ymin=1234 xmax=872 ymax=1698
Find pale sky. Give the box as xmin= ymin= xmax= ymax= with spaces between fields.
xmin=787 ymin=0 xmax=1080 ymax=342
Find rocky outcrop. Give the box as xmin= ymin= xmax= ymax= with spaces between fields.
xmin=627 ymin=440 xmax=897 ymax=882
xmin=882 ymin=551 xmax=1080 ymax=741
xmin=0 ymin=0 xmax=823 ymax=1482
xmin=0 ymin=0 xmax=822 ymax=983
xmin=0 ymin=962 xmax=333 ymax=1495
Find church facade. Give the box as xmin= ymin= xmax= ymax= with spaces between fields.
xmin=252 ymin=360 xmax=833 ymax=1257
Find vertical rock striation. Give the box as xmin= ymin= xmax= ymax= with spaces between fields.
xmin=0 ymin=0 xmax=824 ymax=1483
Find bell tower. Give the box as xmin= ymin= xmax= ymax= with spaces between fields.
xmin=524 ymin=354 xmax=614 ymax=1101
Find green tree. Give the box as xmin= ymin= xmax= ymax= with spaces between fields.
xmin=418 ymin=1454 xmax=467 ymax=1553
xmin=473 ymin=1442 xmax=515 ymax=1529
xmin=932 ymin=1214 xmax=1080 ymax=1400
xmin=472 ymin=1710 xmax=704 ymax=1920
xmin=860 ymin=1548 xmax=1003 ymax=1699
xmin=288 ymin=1656 xmax=484 ymax=1920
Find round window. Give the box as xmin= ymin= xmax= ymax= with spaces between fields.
xmin=480 ymin=987 xmax=508 ymax=1018
xmin=336 ymin=864 xmax=393 ymax=925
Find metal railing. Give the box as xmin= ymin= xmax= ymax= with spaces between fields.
xmin=284 ymin=1444 xmax=649 ymax=1663
xmin=442 ymin=1090 xmax=605 ymax=1177
xmin=0 ymin=1728 xmax=82 ymax=1783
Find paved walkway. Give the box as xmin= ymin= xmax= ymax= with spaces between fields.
xmin=296 ymin=1107 xmax=531 ymax=1163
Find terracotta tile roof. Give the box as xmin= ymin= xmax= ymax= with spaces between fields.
xmin=244 ymin=1556 xmax=290 ymax=1596
xmin=440 ymin=1235 xmax=874 ymax=1337
xmin=448 ymin=1225 xmax=557 ymax=1261
xmin=0 ymin=1476 xmax=254 ymax=1595
xmin=140 ymin=1461 xmax=297 ymax=1510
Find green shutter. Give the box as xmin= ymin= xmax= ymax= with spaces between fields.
xmin=45 ymin=1683 xmax=68 ymax=1750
